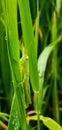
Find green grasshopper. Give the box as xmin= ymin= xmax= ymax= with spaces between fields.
xmin=20 ymin=42 xmax=31 ymax=108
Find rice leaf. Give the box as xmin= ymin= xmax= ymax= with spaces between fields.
xmin=38 ymin=35 xmax=62 ymax=111
xmin=8 ymin=94 xmax=19 ymax=130
xmin=5 ymin=0 xmax=27 ymax=129
xmin=18 ymin=0 xmax=39 ymax=92
xmin=29 ymin=115 xmax=62 ymax=130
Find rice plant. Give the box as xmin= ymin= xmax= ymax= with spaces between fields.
xmin=0 ymin=0 xmax=62 ymax=130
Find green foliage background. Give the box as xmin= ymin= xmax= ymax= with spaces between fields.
xmin=0 ymin=0 xmax=62 ymax=130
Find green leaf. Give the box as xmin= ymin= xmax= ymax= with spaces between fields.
xmin=0 ymin=3 xmax=12 ymax=109
xmin=29 ymin=115 xmax=62 ymax=130
xmin=6 ymin=0 xmax=21 ymax=82
xmin=34 ymin=11 xmax=40 ymax=55
xmin=51 ymin=11 xmax=60 ymax=123
xmin=5 ymin=0 xmax=27 ymax=130
xmin=38 ymin=35 xmax=62 ymax=78
xmin=38 ymin=45 xmax=53 ymax=78
xmin=18 ymin=0 xmax=39 ymax=92
xmin=8 ymin=94 xmax=19 ymax=130
xmin=40 ymin=116 xmax=62 ymax=130
xmin=37 ymin=35 xmax=62 ymax=111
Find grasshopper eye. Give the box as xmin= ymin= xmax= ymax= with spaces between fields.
xmin=26 ymin=56 xmax=29 ymax=60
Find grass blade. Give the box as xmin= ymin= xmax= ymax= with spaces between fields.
xmin=0 ymin=1 xmax=12 ymax=109
xmin=28 ymin=115 xmax=62 ymax=130
xmin=8 ymin=94 xmax=19 ymax=130
xmin=5 ymin=0 xmax=27 ymax=129
xmin=18 ymin=0 xmax=39 ymax=92
xmin=38 ymin=35 xmax=62 ymax=112
xmin=51 ymin=11 xmax=60 ymax=123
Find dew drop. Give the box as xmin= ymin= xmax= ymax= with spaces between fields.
xmin=5 ymin=35 xmax=7 ymax=41
xmin=12 ymin=120 xmax=14 ymax=125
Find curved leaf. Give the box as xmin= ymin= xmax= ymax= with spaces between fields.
xmin=28 ymin=115 xmax=62 ymax=130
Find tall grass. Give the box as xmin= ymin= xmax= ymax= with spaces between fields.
xmin=0 ymin=0 xmax=62 ymax=130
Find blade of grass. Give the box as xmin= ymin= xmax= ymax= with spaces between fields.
xmin=5 ymin=0 xmax=27 ymax=130
xmin=28 ymin=115 xmax=62 ymax=130
xmin=0 ymin=120 xmax=8 ymax=130
xmin=8 ymin=94 xmax=19 ymax=130
xmin=35 ymin=1 xmax=40 ymax=130
xmin=38 ymin=35 xmax=62 ymax=113
xmin=18 ymin=0 xmax=39 ymax=92
xmin=0 ymin=1 xmax=12 ymax=109
xmin=51 ymin=11 xmax=60 ymax=123
xmin=34 ymin=2 xmax=40 ymax=55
